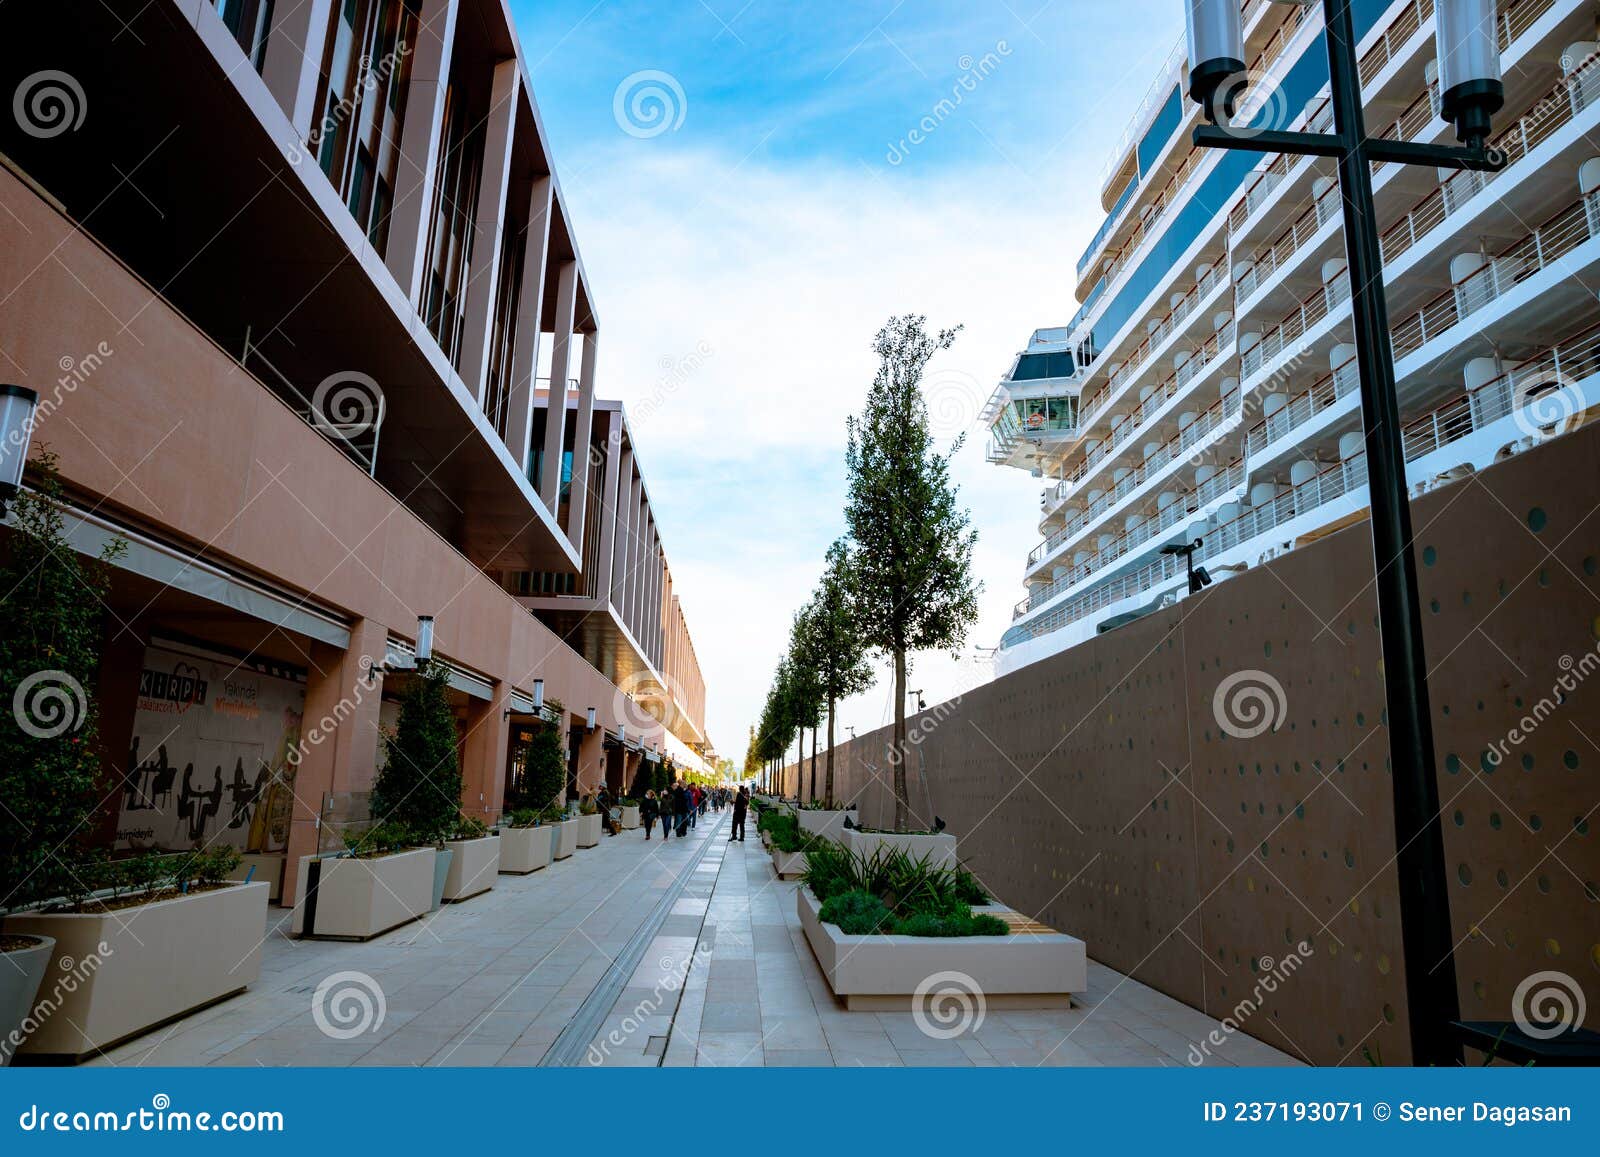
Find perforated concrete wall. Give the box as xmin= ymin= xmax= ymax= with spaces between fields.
xmin=789 ymin=420 xmax=1600 ymax=1065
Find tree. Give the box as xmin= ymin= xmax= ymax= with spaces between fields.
xmin=0 ymin=451 xmax=124 ymax=912
xmin=371 ymin=659 xmax=464 ymax=841
xmin=844 ymin=315 xmax=980 ymax=830
xmin=805 ymin=540 xmax=875 ymax=806
xmin=785 ymin=605 xmax=824 ymax=801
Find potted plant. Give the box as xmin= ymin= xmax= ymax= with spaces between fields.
xmin=575 ymin=795 xmax=602 ymax=848
xmin=0 ymin=456 xmax=270 ymax=1062
xmin=795 ymin=842 xmax=1085 ymax=1011
xmin=757 ymin=811 xmax=813 ymax=879
xmin=840 ymin=820 xmax=957 ymax=868
xmin=512 ymin=699 xmax=575 ymax=860
xmin=498 ymin=808 xmax=555 ymax=874
xmin=370 ymin=658 xmax=463 ymax=911
xmin=618 ymin=798 xmax=642 ymax=830
xmin=442 ymin=815 xmax=499 ymax=902
xmin=291 ymin=821 xmax=433 ymax=940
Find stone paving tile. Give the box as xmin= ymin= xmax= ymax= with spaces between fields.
xmin=89 ymin=815 xmax=729 ymax=1068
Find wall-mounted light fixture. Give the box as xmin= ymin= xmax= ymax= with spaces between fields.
xmin=415 ymin=615 xmax=434 ymax=662
xmin=0 ymin=385 xmax=40 ymax=519
xmin=586 ymin=706 xmax=597 ymax=731
xmin=617 ymin=724 xmax=627 ymax=746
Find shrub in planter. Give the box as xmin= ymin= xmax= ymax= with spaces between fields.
xmin=800 ymin=842 xmax=998 ymax=937
xmin=817 ymin=890 xmax=893 ymax=935
xmin=506 ymin=699 xmax=568 ymax=814
xmin=499 ymin=810 xmax=554 ymax=874
xmin=371 ymin=660 xmax=462 ymax=844
xmin=442 ymin=815 xmax=498 ymax=902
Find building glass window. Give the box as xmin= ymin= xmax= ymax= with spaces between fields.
xmin=215 ymin=0 xmax=275 ymax=72
xmin=309 ymin=0 xmax=419 ymax=257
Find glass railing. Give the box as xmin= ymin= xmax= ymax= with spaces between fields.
xmin=1026 ymin=387 xmax=1241 ymax=572
xmin=1007 ymin=318 xmax=1600 ymax=647
xmin=1382 ymin=54 xmax=1600 ymax=266
xmin=1391 ymin=192 xmax=1599 ymax=360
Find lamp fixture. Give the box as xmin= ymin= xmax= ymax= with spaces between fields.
xmin=415 ymin=615 xmax=434 ymax=662
xmin=532 ymin=678 xmax=544 ymax=710
xmin=586 ymin=706 xmax=597 ymax=731
xmin=0 ymin=385 xmax=40 ymax=519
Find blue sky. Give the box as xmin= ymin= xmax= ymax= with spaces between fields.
xmin=506 ymin=0 xmax=1183 ymax=756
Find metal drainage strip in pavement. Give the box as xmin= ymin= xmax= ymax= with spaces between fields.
xmin=540 ymin=812 xmax=727 ymax=1066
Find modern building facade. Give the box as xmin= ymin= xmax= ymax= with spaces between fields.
xmin=0 ymin=0 xmax=710 ymax=902
xmin=987 ymin=0 xmax=1600 ymax=674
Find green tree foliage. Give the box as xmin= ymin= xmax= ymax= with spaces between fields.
xmin=515 ymin=699 xmax=569 ymax=815
xmin=802 ymin=539 xmax=875 ymax=806
xmin=370 ymin=660 xmax=464 ymax=842
xmin=844 ymin=315 xmax=979 ymax=829
xmin=0 ymin=452 xmax=124 ymax=911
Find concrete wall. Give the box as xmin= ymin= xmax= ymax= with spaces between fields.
xmin=788 ymin=419 xmax=1600 ymax=1065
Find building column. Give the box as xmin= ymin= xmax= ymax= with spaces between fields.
xmin=538 ymin=261 xmax=579 ymax=510
xmin=383 ymin=0 xmax=460 ymax=306
xmin=575 ymin=725 xmax=606 ymax=796
xmin=506 ymin=177 xmax=552 ymax=475
xmin=458 ymin=59 xmax=520 ymax=402
xmin=596 ymin=410 xmax=625 ymax=601
xmin=284 ymin=618 xmax=388 ymax=906
xmin=564 ymin=331 xmax=599 ymax=544
xmin=260 ymin=0 xmax=334 ymax=139
xmin=608 ymin=444 xmax=633 ymax=611
xmin=460 ymin=681 xmax=512 ymax=825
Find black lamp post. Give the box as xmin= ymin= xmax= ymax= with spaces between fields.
xmin=1184 ymin=0 xmax=1508 ymax=1067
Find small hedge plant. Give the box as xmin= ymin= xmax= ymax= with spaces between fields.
xmin=801 ymin=842 xmax=1004 ymax=938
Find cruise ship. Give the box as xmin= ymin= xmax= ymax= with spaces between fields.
xmin=986 ymin=0 xmax=1600 ymax=675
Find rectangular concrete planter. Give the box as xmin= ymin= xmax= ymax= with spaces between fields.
xmin=551 ymin=819 xmax=578 ymax=860
xmin=229 ymin=852 xmax=285 ymax=902
xmin=797 ymin=888 xmax=1086 ymax=1011
xmin=6 ymin=882 xmax=268 ymax=1061
xmin=771 ymin=848 xmax=808 ymax=879
xmin=499 ymin=825 xmax=553 ymax=874
xmin=840 ymin=829 xmax=958 ymax=869
xmin=620 ymin=804 xmax=640 ymax=829
xmin=442 ymin=836 xmax=500 ymax=902
xmin=291 ymin=848 xmax=434 ymax=940
xmin=796 ymin=807 xmax=855 ymax=842
xmin=576 ymin=813 xmax=602 ymax=847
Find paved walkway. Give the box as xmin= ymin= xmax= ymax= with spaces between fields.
xmin=89 ymin=809 xmax=1299 ymax=1068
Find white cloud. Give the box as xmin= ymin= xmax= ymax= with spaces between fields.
xmin=556 ymin=142 xmax=1101 ymax=754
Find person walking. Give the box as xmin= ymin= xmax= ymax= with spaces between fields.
xmin=642 ymin=789 xmax=659 ymax=840
xmin=673 ymin=782 xmax=691 ymax=838
xmin=730 ymin=786 xmax=748 ymax=842
xmin=658 ymin=784 xmax=674 ymax=840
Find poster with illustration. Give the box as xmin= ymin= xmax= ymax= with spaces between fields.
xmin=115 ymin=643 xmax=305 ymax=853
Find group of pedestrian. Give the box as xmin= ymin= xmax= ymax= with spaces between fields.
xmin=638 ymin=783 xmax=751 ymax=842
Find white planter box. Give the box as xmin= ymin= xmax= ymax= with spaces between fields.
xmin=797 ymin=888 xmax=1085 ymax=1011
xmin=499 ymin=825 xmax=553 ymax=874
xmin=6 ymin=882 xmax=268 ymax=1061
xmin=796 ymin=808 xmax=854 ymax=841
xmin=551 ymin=819 xmax=578 ymax=860
xmin=229 ymin=853 xmax=285 ymax=902
xmin=770 ymin=848 xmax=808 ymax=879
xmin=840 ymin=829 xmax=958 ymax=869
xmin=291 ymin=848 xmax=434 ymax=940
xmin=576 ymin=813 xmax=602 ymax=848
xmin=442 ymin=836 xmax=500 ymax=902
xmin=620 ymin=805 xmax=640 ymax=830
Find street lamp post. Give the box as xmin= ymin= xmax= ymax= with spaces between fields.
xmin=1184 ymin=0 xmax=1507 ymax=1067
